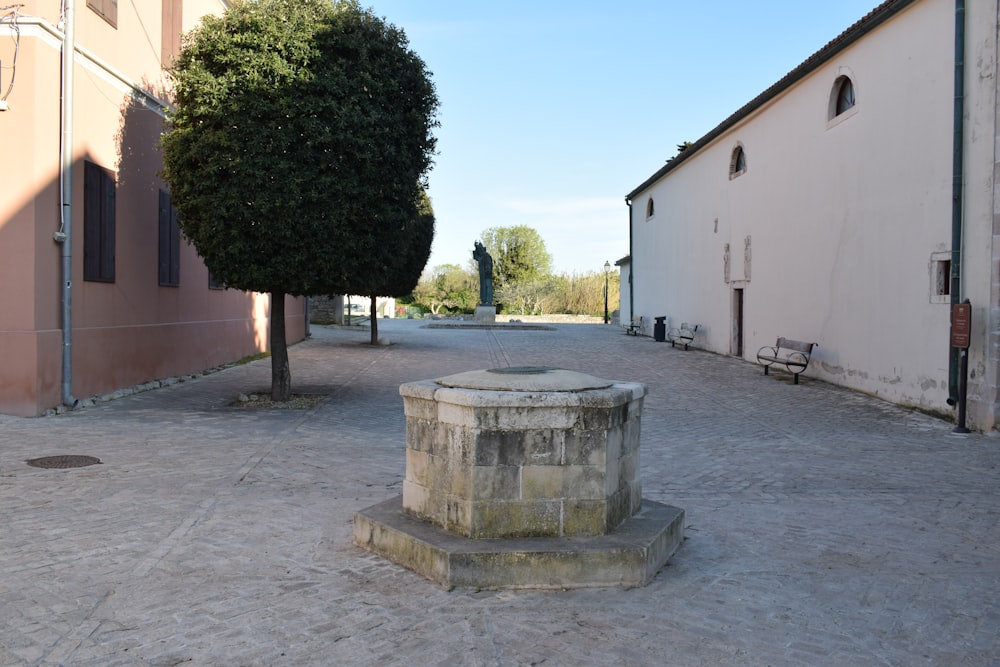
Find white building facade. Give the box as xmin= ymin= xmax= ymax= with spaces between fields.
xmin=625 ymin=0 xmax=1000 ymax=429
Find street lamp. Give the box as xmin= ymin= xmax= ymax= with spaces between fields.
xmin=603 ymin=260 xmax=611 ymax=324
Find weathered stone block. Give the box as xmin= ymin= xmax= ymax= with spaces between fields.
xmin=473 ymin=429 xmax=559 ymax=466
xmin=471 ymin=465 xmax=521 ymax=500
xmin=562 ymin=499 xmax=609 ymax=536
xmin=563 ymin=429 xmax=607 ymax=466
xmin=469 ymin=499 xmax=561 ymax=538
xmin=402 ymin=394 xmax=438 ymax=421
xmin=404 ymin=448 xmax=431 ymax=487
xmin=521 ymin=464 xmax=605 ymax=501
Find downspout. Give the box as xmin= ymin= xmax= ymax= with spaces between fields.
xmin=57 ymin=0 xmax=77 ymax=409
xmin=626 ymin=197 xmax=634 ymax=320
xmin=947 ymin=0 xmax=966 ymax=405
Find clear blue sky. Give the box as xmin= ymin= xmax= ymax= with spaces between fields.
xmin=365 ymin=1 xmax=882 ymax=275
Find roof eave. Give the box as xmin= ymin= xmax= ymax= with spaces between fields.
xmin=625 ymin=0 xmax=918 ymax=200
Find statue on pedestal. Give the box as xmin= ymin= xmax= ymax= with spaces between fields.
xmin=473 ymin=241 xmax=494 ymax=306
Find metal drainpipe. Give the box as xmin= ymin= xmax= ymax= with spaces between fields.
xmin=947 ymin=0 xmax=966 ymax=405
xmin=626 ymin=198 xmax=634 ymax=320
xmin=57 ymin=0 xmax=78 ymax=409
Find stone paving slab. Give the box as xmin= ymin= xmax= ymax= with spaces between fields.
xmin=0 ymin=320 xmax=998 ymax=665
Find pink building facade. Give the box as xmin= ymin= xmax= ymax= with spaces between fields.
xmin=0 ymin=1 xmax=305 ymax=416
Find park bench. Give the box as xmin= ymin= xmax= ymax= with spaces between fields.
xmin=756 ymin=337 xmax=816 ymax=384
xmin=626 ymin=316 xmax=644 ymax=336
xmin=666 ymin=323 xmax=699 ymax=350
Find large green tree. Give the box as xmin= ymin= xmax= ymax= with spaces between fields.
xmin=479 ymin=225 xmax=553 ymax=296
xmin=161 ymin=0 xmax=438 ymax=400
xmin=355 ymin=188 xmax=435 ymax=344
xmin=413 ymin=263 xmax=478 ymax=314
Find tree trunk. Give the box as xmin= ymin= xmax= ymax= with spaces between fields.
xmin=270 ymin=291 xmax=292 ymax=402
xmin=369 ymin=294 xmax=378 ymax=345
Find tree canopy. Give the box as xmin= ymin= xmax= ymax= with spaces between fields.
xmin=479 ymin=225 xmax=553 ymax=294
xmin=353 ymin=187 xmax=435 ymax=343
xmin=412 ymin=263 xmax=478 ymax=314
xmin=160 ymin=0 xmax=438 ymax=399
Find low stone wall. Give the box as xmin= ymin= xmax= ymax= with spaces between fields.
xmin=309 ymin=295 xmax=343 ymax=325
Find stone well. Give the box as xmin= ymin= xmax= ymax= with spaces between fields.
xmin=353 ymin=367 xmax=684 ymax=589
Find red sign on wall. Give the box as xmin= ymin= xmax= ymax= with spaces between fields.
xmin=951 ymin=303 xmax=971 ymax=349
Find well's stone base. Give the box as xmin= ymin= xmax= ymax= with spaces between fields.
xmin=354 ymin=496 xmax=684 ymax=589
xmin=474 ymin=306 xmax=496 ymax=323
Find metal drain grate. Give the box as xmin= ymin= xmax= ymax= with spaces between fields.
xmin=26 ymin=455 xmax=102 ymax=469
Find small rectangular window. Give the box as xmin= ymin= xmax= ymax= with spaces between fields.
xmin=158 ymin=190 xmax=180 ymax=287
xmin=935 ymin=260 xmax=951 ymax=296
xmin=930 ymin=253 xmax=951 ymax=304
xmin=87 ymin=0 xmax=118 ymax=28
xmin=208 ymin=272 xmax=225 ymax=290
xmin=84 ymin=161 xmax=116 ymax=282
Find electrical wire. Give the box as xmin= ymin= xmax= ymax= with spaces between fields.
xmin=128 ymin=0 xmax=160 ymax=65
xmin=0 ymin=4 xmax=23 ymax=101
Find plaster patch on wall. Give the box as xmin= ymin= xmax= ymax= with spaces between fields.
xmin=743 ymin=236 xmax=752 ymax=281
xmin=818 ymin=362 xmax=845 ymax=376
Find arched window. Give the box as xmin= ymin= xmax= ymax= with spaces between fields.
xmin=646 ymin=198 xmax=655 ymax=219
xmin=834 ymin=76 xmax=855 ymax=115
xmin=828 ymin=74 xmax=858 ymax=122
xmin=729 ymin=144 xmax=747 ymax=179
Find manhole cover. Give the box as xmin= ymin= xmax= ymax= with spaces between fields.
xmin=26 ymin=455 xmax=102 ymax=469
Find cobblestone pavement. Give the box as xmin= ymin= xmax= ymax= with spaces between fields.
xmin=1 ymin=320 xmax=998 ymax=666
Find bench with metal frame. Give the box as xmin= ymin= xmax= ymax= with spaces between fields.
xmin=626 ymin=316 xmax=644 ymax=336
xmin=756 ymin=337 xmax=816 ymax=384
xmin=666 ymin=323 xmax=699 ymax=350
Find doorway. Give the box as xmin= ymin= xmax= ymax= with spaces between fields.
xmin=732 ymin=288 xmax=744 ymax=357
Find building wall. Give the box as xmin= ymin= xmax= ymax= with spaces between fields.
xmin=628 ymin=0 xmax=998 ymax=427
xmin=0 ymin=1 xmax=305 ymax=416
xmin=962 ymin=0 xmax=1000 ymax=429
xmin=616 ymin=259 xmax=632 ymax=325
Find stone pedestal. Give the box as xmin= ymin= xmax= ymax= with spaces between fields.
xmin=354 ymin=367 xmax=684 ymax=589
xmin=474 ymin=306 xmax=496 ymax=323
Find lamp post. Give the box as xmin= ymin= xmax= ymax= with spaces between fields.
xmin=603 ymin=260 xmax=611 ymax=324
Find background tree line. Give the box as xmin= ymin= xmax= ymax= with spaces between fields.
xmin=411 ymin=225 xmax=621 ymax=318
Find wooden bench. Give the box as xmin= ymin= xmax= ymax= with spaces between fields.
xmin=756 ymin=337 xmax=816 ymax=384
xmin=666 ymin=323 xmax=699 ymax=350
xmin=626 ymin=316 xmax=644 ymax=336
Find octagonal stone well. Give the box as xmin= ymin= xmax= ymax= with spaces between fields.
xmin=400 ymin=368 xmax=643 ymax=539
xmin=353 ymin=367 xmax=684 ymax=589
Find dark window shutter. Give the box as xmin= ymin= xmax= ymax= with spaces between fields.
xmin=84 ymin=161 xmax=115 ymax=282
xmin=158 ymin=190 xmax=170 ymax=285
xmin=158 ymin=190 xmax=180 ymax=286
xmin=84 ymin=162 xmax=101 ymax=281
xmin=100 ymin=172 xmax=116 ymax=281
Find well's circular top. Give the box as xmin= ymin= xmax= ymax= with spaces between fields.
xmin=435 ymin=367 xmax=614 ymax=392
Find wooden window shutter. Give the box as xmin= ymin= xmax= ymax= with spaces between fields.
xmin=87 ymin=0 xmax=118 ymax=28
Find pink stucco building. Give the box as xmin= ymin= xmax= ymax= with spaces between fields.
xmin=0 ymin=1 xmax=305 ymax=416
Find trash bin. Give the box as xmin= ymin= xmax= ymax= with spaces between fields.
xmin=654 ymin=316 xmax=666 ymax=342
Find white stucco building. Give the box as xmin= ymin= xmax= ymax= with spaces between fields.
xmin=625 ymin=0 xmax=1000 ymax=430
